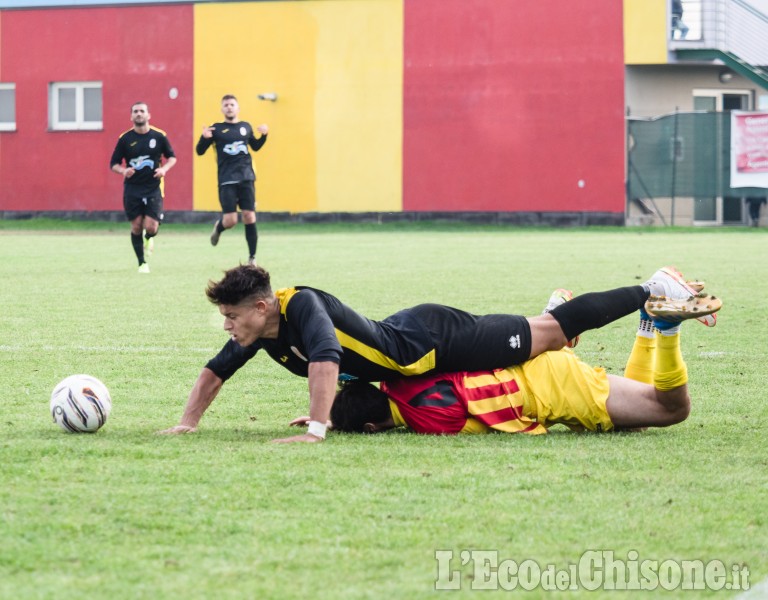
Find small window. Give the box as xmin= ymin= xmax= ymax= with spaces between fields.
xmin=0 ymin=83 xmax=16 ymax=131
xmin=49 ymin=82 xmax=102 ymax=131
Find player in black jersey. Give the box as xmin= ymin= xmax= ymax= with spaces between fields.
xmin=110 ymin=102 xmax=177 ymax=273
xmin=196 ymin=94 xmax=268 ymax=265
xmin=158 ymin=265 xmax=720 ymax=443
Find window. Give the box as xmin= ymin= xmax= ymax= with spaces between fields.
xmin=0 ymin=83 xmax=15 ymax=131
xmin=49 ymin=82 xmax=102 ymax=131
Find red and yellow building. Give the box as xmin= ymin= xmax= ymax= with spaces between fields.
xmin=0 ymin=0 xmax=625 ymax=219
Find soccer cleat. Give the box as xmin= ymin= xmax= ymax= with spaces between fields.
xmin=697 ymin=313 xmax=717 ymax=327
xmin=210 ymin=220 xmax=221 ymax=246
xmin=542 ymin=288 xmax=579 ymax=348
xmin=543 ymin=288 xmax=572 ymax=314
xmin=644 ymin=292 xmax=722 ymax=323
xmin=644 ymin=266 xmax=698 ymax=302
xmin=138 ymin=263 xmax=150 ymax=274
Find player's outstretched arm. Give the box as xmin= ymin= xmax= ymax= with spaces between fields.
xmin=157 ymin=367 xmax=223 ymax=434
xmin=273 ymin=361 xmax=338 ymax=444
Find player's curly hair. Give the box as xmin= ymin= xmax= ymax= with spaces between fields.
xmin=331 ymin=381 xmax=391 ymax=433
xmin=206 ymin=265 xmax=272 ymax=306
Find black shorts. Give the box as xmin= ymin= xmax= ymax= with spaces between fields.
xmin=123 ymin=189 xmax=163 ymax=221
xmin=410 ymin=304 xmax=532 ymax=372
xmin=219 ymin=181 xmax=256 ymax=214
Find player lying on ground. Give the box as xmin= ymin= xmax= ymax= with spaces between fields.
xmin=158 ymin=265 xmax=720 ymax=443
xmin=298 ymin=293 xmax=715 ymax=435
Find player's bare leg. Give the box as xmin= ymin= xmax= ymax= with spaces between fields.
xmin=606 ymin=328 xmax=691 ymax=428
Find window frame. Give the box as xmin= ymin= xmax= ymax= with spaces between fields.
xmin=49 ymin=81 xmax=103 ymax=131
xmin=0 ymin=83 xmax=16 ymax=132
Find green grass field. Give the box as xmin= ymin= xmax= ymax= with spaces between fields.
xmin=1 ymin=221 xmax=766 ymax=599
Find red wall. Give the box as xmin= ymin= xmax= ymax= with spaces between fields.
xmin=403 ymin=0 xmax=625 ymax=213
xmin=0 ymin=6 xmax=193 ymax=211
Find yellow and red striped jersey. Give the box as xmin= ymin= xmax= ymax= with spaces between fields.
xmin=382 ymin=368 xmax=547 ymax=435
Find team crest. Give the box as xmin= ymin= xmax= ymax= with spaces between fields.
xmin=149 ymin=138 xmax=157 ymax=149
xmin=240 ymin=126 xmax=247 ymax=136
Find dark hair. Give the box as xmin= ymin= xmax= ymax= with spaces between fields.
xmin=206 ymin=265 xmax=272 ymax=306
xmin=221 ymin=94 xmax=238 ymax=102
xmin=330 ymin=381 xmax=391 ymax=433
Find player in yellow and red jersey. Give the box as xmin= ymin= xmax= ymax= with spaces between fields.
xmin=307 ymin=289 xmax=712 ymax=435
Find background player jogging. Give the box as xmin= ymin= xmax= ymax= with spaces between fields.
xmin=110 ymin=101 xmax=176 ymax=273
xmin=196 ymin=94 xmax=268 ymax=266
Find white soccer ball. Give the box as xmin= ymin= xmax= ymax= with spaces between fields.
xmin=50 ymin=374 xmax=112 ymax=433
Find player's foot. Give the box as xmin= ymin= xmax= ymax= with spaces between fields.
xmin=683 ymin=280 xmax=717 ymax=325
xmin=248 ymin=256 xmax=256 ymax=266
xmin=144 ymin=235 xmax=154 ymax=257
xmin=645 ymin=292 xmax=722 ymax=323
xmin=644 ymin=266 xmax=698 ymax=301
xmin=543 ymin=288 xmax=579 ymax=348
xmin=138 ymin=263 xmax=150 ymax=274
xmin=210 ymin=220 xmax=222 ymax=247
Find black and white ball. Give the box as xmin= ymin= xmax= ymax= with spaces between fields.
xmin=50 ymin=375 xmax=112 ymax=433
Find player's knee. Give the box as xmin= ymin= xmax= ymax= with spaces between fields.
xmin=666 ymin=394 xmax=691 ymax=425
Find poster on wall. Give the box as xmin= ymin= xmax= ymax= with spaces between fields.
xmin=731 ymin=110 xmax=768 ymax=187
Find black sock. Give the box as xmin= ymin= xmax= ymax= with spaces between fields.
xmin=216 ymin=221 xmax=226 ymax=234
xmin=131 ymin=233 xmax=144 ymax=265
xmin=548 ymin=285 xmax=650 ymax=341
xmin=245 ymin=222 xmax=257 ymax=258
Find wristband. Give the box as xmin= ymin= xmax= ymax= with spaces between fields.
xmin=307 ymin=420 xmax=327 ymax=439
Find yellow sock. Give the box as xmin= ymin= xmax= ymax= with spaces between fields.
xmin=653 ymin=330 xmax=688 ymax=391
xmin=624 ymin=334 xmax=656 ymax=384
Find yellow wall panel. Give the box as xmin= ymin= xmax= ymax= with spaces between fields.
xmin=624 ymin=0 xmax=668 ymax=65
xmin=194 ymin=2 xmax=318 ymax=212
xmin=193 ymin=0 xmax=402 ymax=213
xmin=305 ymin=0 xmax=402 ymax=212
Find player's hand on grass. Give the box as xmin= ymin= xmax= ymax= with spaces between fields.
xmin=272 ymin=433 xmax=324 ymax=444
xmin=157 ymin=424 xmax=197 ymax=435
xmin=288 ymin=416 xmax=310 ymax=427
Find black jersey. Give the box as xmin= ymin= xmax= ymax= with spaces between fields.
xmin=205 ymin=287 xmax=532 ymax=383
xmin=195 ymin=121 xmax=267 ymax=185
xmin=110 ymin=126 xmax=175 ymax=196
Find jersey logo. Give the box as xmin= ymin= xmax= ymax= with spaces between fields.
xmin=509 ymin=334 xmax=521 ymax=349
xmin=223 ymin=141 xmax=248 ymax=156
xmin=129 ymin=155 xmax=154 ymax=170
xmin=221 ymin=128 xmax=230 ymax=133
xmin=240 ymin=126 xmax=247 ymax=136
xmin=280 ymin=355 xmax=289 ymax=363
xmin=130 ymin=141 xmax=138 ymax=147
xmin=408 ymin=380 xmax=458 ymax=408
xmin=149 ymin=138 xmax=157 ymax=149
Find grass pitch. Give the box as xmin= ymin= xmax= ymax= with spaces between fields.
xmin=0 ymin=221 xmax=766 ymax=599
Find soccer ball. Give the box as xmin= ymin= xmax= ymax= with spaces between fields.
xmin=50 ymin=374 xmax=112 ymax=433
